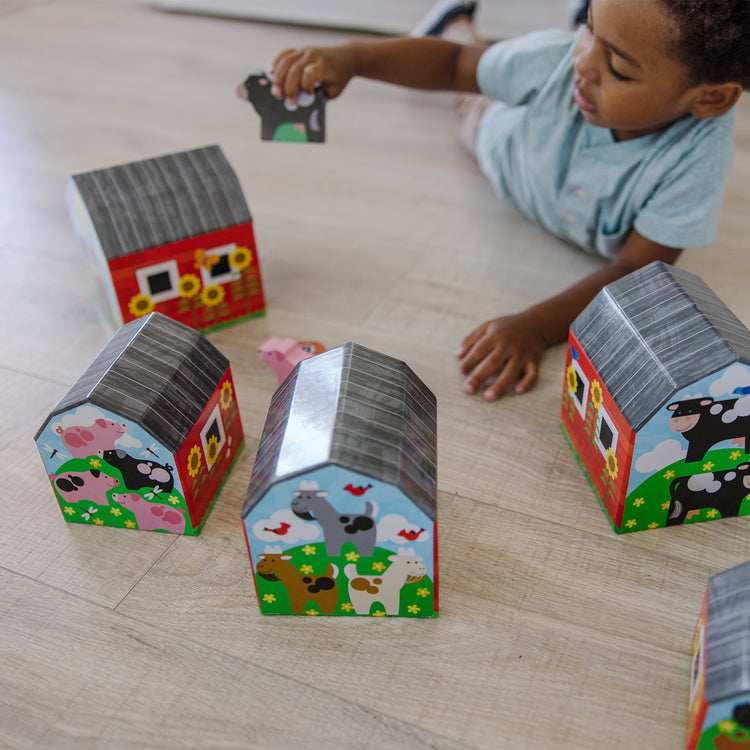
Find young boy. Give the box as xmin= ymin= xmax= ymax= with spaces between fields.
xmin=267 ymin=0 xmax=748 ymax=400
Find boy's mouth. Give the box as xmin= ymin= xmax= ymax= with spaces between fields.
xmin=573 ymin=83 xmax=596 ymax=114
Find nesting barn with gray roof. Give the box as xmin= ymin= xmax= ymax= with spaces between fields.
xmin=66 ymin=144 xmax=264 ymax=332
xmin=241 ymin=342 xmax=438 ymax=617
xmin=35 ymin=312 xmax=244 ymax=534
xmin=686 ymin=559 xmax=750 ymax=750
xmin=561 ymin=261 xmax=750 ymax=533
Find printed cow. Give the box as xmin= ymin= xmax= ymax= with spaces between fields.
xmin=238 ymin=72 xmax=326 ymax=142
xmin=51 ymin=469 xmax=120 ymax=506
xmin=54 ymin=418 xmax=127 ymax=458
xmin=112 ymin=492 xmax=186 ymax=534
xmin=101 ymin=449 xmax=174 ymax=494
xmin=667 ymin=463 xmax=750 ymax=525
xmin=668 ymin=396 xmax=750 ymax=463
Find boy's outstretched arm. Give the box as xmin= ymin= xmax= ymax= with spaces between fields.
xmin=270 ymin=38 xmax=486 ymax=102
xmin=457 ymin=229 xmax=682 ymax=400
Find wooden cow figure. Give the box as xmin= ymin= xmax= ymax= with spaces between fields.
xmin=66 ymin=145 xmax=265 ymax=332
xmin=35 ymin=312 xmax=244 ymax=534
xmin=237 ymin=72 xmax=326 ymax=143
xmin=562 ymin=261 xmax=750 ymax=533
xmin=686 ymin=560 xmax=750 ymax=750
xmin=242 ymin=342 xmax=438 ymax=617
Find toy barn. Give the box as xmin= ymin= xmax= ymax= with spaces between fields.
xmin=35 ymin=312 xmax=244 ymax=534
xmin=686 ymin=559 xmax=750 ymax=750
xmin=66 ymin=144 xmax=265 ymax=332
xmin=562 ymin=261 xmax=750 ymax=533
xmin=241 ymin=342 xmax=438 ymax=617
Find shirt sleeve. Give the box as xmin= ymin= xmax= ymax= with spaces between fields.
xmin=634 ymin=112 xmax=736 ymax=249
xmin=476 ymin=28 xmax=577 ymax=106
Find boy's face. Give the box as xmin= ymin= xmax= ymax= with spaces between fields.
xmin=573 ymin=0 xmax=702 ymax=141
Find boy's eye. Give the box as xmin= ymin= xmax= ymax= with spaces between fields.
xmin=609 ymin=63 xmax=632 ymax=82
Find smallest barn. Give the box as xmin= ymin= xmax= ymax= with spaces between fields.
xmin=562 ymin=261 xmax=750 ymax=533
xmin=686 ymin=560 xmax=750 ymax=750
xmin=35 ymin=312 xmax=243 ymax=534
xmin=242 ymin=342 xmax=438 ymax=617
xmin=67 ymin=144 xmax=265 ymax=332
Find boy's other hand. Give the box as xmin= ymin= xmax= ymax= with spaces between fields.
xmin=457 ymin=313 xmax=546 ymax=400
xmin=270 ymin=45 xmax=357 ymax=103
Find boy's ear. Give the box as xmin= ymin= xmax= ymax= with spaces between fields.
xmin=689 ymin=82 xmax=743 ymax=119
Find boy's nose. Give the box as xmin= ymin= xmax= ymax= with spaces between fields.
xmin=573 ymin=40 xmax=601 ymax=86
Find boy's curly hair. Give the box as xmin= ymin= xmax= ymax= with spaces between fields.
xmin=660 ymin=0 xmax=750 ymax=88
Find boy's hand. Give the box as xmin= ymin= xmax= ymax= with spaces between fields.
xmin=457 ymin=313 xmax=547 ymax=400
xmin=270 ymin=45 xmax=357 ymax=103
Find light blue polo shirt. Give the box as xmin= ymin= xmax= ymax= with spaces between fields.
xmin=475 ymin=28 xmax=736 ymax=258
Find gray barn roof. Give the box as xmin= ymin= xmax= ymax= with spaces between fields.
xmin=242 ymin=342 xmax=437 ymax=521
xmin=704 ymin=560 xmax=750 ymax=703
xmin=35 ymin=312 xmax=228 ymax=453
xmin=572 ymin=261 xmax=750 ymax=431
xmin=70 ymin=145 xmax=251 ymax=260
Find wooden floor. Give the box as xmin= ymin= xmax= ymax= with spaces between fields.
xmin=3 ymin=1 xmax=750 ymax=748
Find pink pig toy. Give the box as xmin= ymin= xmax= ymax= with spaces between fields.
xmin=112 ymin=492 xmax=186 ymax=534
xmin=257 ymin=337 xmax=325 ymax=386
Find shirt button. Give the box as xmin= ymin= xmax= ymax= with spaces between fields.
xmin=574 ymin=187 xmax=585 ymax=198
xmin=566 ymin=214 xmax=577 ymax=223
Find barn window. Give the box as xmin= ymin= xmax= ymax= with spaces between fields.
xmin=595 ymin=407 xmax=619 ymax=457
xmin=199 ymin=243 xmax=240 ymax=288
xmin=135 ymin=259 xmax=181 ymax=303
xmin=570 ymin=359 xmax=590 ymax=418
xmin=200 ymin=404 xmax=226 ymax=469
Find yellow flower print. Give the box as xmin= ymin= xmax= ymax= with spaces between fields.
xmin=178 ymin=273 xmax=201 ymax=299
xmin=408 ymin=605 xmax=420 ymax=614
xmin=703 ymin=461 xmax=715 ymax=472
xmin=305 ymin=609 xmax=319 ymax=616
xmin=566 ymin=365 xmax=578 ymax=394
xmin=167 ymin=495 xmax=179 ymax=505
xmin=93 ymin=518 xmax=104 ymax=525
xmin=64 ymin=506 xmax=75 ymax=516
xmin=128 ymin=293 xmax=154 ymax=318
xmin=605 ymin=448 xmax=618 ymax=479
xmin=187 ymin=445 xmax=202 ymax=478
xmin=372 ymin=561 xmax=386 ymax=572
xmin=345 ymin=551 xmax=359 ymax=562
xmin=590 ymin=380 xmax=603 ymax=410
xmin=707 ymin=509 xmax=719 ymax=518
xmin=125 ymin=520 xmax=136 ymax=528
xmin=200 ymin=285 xmax=224 ymax=308
xmin=662 ymin=501 xmax=670 ymax=510
xmin=263 ymin=594 xmax=276 ymax=603
xmin=340 ymin=603 xmax=354 ymax=612
xmin=625 ymin=519 xmax=637 ymax=528
xmin=372 ymin=610 xmax=386 ymax=617
xmin=300 ymin=565 xmax=314 ymax=574
xmin=731 ymin=450 xmax=742 ymax=460
xmin=632 ymin=497 xmax=644 ymax=507
xmin=719 ymin=721 xmax=737 ymax=734
xmin=648 ymin=522 xmax=659 ymax=529
xmin=206 ymin=435 xmax=219 ymax=466
xmin=302 ymin=545 xmax=316 ymax=556
xmin=220 ymin=380 xmax=233 ymax=411
xmin=229 ymin=245 xmax=253 ymax=271
xmin=89 ymin=458 xmax=101 ymax=468
xmin=416 ymin=588 xmax=430 ymax=598
xmin=110 ymin=507 xmax=122 ymax=516
xmin=663 ymin=470 xmax=675 ymax=480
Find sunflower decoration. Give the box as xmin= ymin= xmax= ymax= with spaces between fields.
xmin=201 ymin=285 xmax=225 ymax=308
xmin=229 ymin=245 xmax=253 ymax=271
xmin=187 ymin=445 xmax=202 ymax=478
xmin=605 ymin=447 xmax=618 ymax=479
xmin=590 ymin=380 xmax=603 ymax=411
xmin=205 ymin=435 xmax=220 ymax=467
xmin=566 ymin=364 xmax=578 ymax=394
xmin=220 ymin=380 xmax=233 ymax=411
xmin=178 ymin=273 xmax=201 ymax=299
xmin=128 ymin=293 xmax=154 ymax=318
